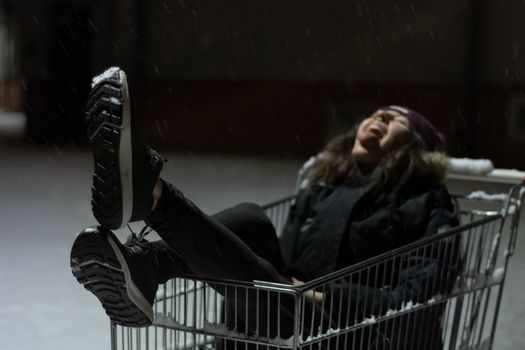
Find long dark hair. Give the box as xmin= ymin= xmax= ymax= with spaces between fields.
xmin=307 ymin=123 xmax=445 ymax=200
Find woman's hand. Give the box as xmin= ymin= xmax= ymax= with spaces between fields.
xmin=290 ymin=277 xmax=325 ymax=303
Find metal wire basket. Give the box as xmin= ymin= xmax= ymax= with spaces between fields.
xmin=110 ymin=185 xmax=524 ymax=350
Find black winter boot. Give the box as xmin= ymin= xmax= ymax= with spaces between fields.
xmin=70 ymin=226 xmax=188 ymax=327
xmin=86 ymin=67 xmax=165 ymax=229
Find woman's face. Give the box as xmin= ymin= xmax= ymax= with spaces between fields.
xmin=352 ymin=109 xmax=412 ymax=172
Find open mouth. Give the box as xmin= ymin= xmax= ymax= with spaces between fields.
xmin=368 ymin=124 xmax=385 ymax=138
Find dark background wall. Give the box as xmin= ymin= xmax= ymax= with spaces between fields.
xmin=2 ymin=0 xmax=525 ymax=167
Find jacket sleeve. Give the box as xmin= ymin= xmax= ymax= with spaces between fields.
xmin=325 ymin=235 xmax=461 ymax=323
xmin=326 ymin=189 xmax=461 ymax=321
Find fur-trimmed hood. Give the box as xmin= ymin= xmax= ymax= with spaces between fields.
xmin=296 ymin=151 xmax=450 ymax=191
xmin=417 ymin=151 xmax=449 ymax=185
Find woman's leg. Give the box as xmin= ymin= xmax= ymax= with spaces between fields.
xmin=146 ymin=179 xmax=289 ymax=284
xmin=210 ymin=202 xmax=286 ymax=273
xmin=147 ymin=181 xmax=332 ymax=344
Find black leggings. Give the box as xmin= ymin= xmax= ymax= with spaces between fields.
xmin=146 ymin=179 xmax=288 ymax=284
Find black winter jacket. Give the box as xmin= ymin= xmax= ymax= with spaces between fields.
xmin=278 ymin=176 xmax=460 ymax=349
xmin=280 ymin=179 xmax=458 ymax=280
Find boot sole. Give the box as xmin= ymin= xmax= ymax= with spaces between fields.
xmin=70 ymin=227 xmax=153 ymax=327
xmin=86 ymin=67 xmax=133 ymax=229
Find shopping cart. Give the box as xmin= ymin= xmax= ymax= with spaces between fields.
xmin=110 ymin=185 xmax=524 ymax=350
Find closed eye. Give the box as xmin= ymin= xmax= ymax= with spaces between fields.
xmin=378 ymin=113 xmax=394 ymax=124
xmin=395 ymin=117 xmax=409 ymax=125
xmin=394 ymin=116 xmax=410 ymax=128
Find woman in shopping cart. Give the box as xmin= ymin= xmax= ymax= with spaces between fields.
xmin=71 ymin=67 xmax=459 ymax=349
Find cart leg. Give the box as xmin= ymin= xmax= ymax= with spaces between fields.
xmin=110 ymin=321 xmax=117 ymax=350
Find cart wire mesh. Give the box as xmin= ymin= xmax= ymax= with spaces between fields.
xmin=110 ymin=185 xmax=524 ymax=350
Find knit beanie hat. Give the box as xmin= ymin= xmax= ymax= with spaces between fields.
xmin=381 ymin=105 xmax=447 ymax=152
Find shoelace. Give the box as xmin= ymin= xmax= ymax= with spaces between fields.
xmin=126 ymin=224 xmax=153 ymax=245
xmin=124 ymin=225 xmax=163 ymax=267
xmin=125 ymin=224 xmax=184 ymax=276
